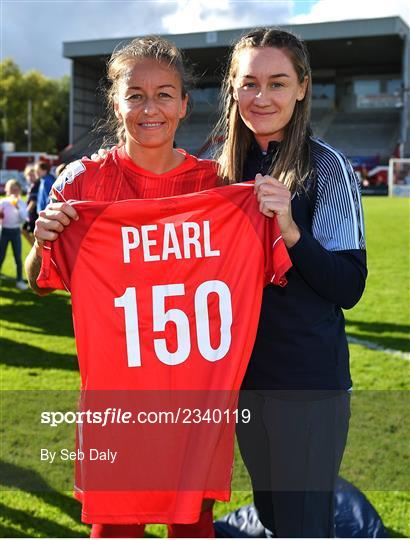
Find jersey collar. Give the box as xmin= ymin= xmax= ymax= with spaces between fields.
xmin=116 ymin=146 xmax=199 ymax=178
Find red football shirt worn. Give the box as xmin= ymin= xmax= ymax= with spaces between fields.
xmin=38 ymin=150 xmax=292 ymax=524
xmin=52 ymin=146 xmax=220 ymax=202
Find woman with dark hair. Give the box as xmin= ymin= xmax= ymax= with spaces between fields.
xmin=214 ymin=28 xmax=367 ymax=537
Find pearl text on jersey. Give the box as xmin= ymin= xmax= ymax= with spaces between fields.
xmin=121 ymin=221 xmax=221 ymax=263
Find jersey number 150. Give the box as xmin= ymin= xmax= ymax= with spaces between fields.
xmin=114 ymin=280 xmax=233 ymax=367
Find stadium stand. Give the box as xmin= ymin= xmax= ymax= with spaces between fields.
xmin=322 ymin=111 xmax=401 ymax=160
xmin=310 ymin=109 xmax=336 ymax=139
xmin=61 ymin=17 xmax=409 ymax=170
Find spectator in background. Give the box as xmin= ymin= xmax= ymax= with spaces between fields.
xmin=35 ymin=161 xmax=55 ymax=213
xmin=54 ymin=163 xmax=67 ymax=178
xmin=22 ymin=165 xmax=40 ymax=245
xmin=0 ymin=179 xmax=28 ymax=290
xmin=360 ymin=165 xmax=370 ymax=188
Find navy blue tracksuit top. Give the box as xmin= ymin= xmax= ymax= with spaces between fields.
xmin=241 ymin=137 xmax=367 ymax=391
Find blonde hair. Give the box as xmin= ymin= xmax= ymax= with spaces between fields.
xmin=214 ymin=28 xmax=313 ymax=192
xmin=24 ymin=165 xmax=35 ymax=178
xmin=5 ymin=179 xmax=22 ymax=194
xmin=102 ymin=36 xmax=193 ymax=145
xmin=55 ymin=163 xmax=67 ymax=177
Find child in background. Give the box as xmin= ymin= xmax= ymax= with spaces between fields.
xmin=0 ymin=179 xmax=29 ymax=290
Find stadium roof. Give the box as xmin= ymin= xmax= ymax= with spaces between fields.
xmin=63 ymin=16 xmax=409 ymax=81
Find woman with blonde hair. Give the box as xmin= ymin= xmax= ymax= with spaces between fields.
xmin=214 ymin=28 xmax=367 ymax=537
xmin=25 ymin=36 xmax=222 ymax=538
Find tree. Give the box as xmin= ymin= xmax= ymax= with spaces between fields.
xmin=0 ymin=59 xmax=69 ymax=154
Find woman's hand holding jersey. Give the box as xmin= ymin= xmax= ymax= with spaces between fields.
xmin=34 ymin=202 xmax=79 ymax=255
xmin=254 ymin=173 xmax=301 ymax=248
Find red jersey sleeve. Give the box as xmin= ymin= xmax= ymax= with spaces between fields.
xmin=215 ymin=181 xmax=292 ymax=287
xmin=265 ymin=216 xmax=292 ymax=287
xmin=39 ymin=159 xmax=97 ymax=290
xmin=37 ymin=242 xmax=67 ymax=290
xmin=50 ymin=159 xmax=90 ymax=202
xmin=36 ymin=200 xmax=112 ymax=292
xmin=38 ymin=160 xmax=87 ymax=290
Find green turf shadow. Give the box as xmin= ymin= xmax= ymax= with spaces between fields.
xmin=0 ymin=337 xmax=77 ymax=371
xmin=0 ymin=501 xmax=84 ymax=538
xmin=0 ymin=285 xmax=74 ymax=339
xmin=0 ymin=460 xmax=88 ymax=537
xmin=385 ymin=526 xmax=407 ymax=538
xmin=346 ymin=318 xmax=410 ymax=352
xmin=0 ymin=522 xmax=27 ymax=538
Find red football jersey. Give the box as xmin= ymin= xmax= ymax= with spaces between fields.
xmin=37 ymin=184 xmax=291 ymax=524
xmin=38 ymin=150 xmax=291 ymax=525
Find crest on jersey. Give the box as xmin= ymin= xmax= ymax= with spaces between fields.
xmin=54 ymin=160 xmax=86 ymax=192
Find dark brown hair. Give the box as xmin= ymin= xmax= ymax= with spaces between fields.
xmin=35 ymin=161 xmax=50 ymax=173
xmin=214 ymin=28 xmax=312 ymax=192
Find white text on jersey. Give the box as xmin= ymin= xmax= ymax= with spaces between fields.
xmin=121 ymin=221 xmax=221 ymax=263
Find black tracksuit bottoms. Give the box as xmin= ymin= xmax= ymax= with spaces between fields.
xmin=236 ymin=389 xmax=351 ymax=538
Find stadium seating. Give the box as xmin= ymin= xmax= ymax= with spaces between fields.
xmin=61 ymin=106 xmax=401 ymax=165
xmin=177 ymin=116 xmax=214 ymax=154
xmin=310 ymin=109 xmax=337 ymax=139
xmin=319 ymin=110 xmax=400 ymax=160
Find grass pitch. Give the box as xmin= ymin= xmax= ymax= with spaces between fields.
xmin=1 ymin=196 xmax=409 ymax=537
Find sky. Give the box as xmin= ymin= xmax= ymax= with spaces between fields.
xmin=1 ymin=0 xmax=410 ymax=78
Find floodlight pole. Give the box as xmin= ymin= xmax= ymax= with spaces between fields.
xmin=27 ymin=99 xmax=32 ymax=152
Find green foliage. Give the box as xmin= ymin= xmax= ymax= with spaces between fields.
xmin=0 ymin=59 xmax=69 ymax=154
